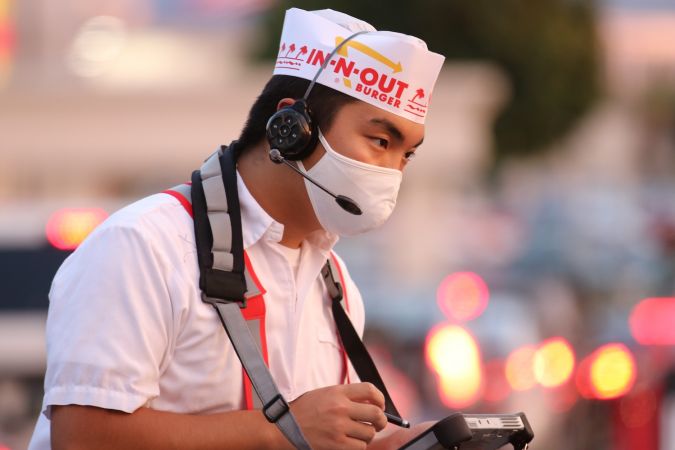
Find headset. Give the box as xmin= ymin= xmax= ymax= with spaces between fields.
xmin=265 ymin=30 xmax=369 ymax=161
xmin=265 ymin=30 xmax=369 ymax=216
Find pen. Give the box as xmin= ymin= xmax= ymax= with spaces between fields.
xmin=384 ymin=412 xmax=411 ymax=428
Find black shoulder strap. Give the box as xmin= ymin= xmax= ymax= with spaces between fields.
xmin=191 ymin=144 xmax=311 ymax=449
xmin=191 ymin=146 xmax=246 ymax=302
xmin=191 ymin=144 xmax=406 ymax=446
xmin=322 ymin=260 xmax=404 ymax=420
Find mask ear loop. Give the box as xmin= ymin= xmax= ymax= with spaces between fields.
xmin=302 ymin=30 xmax=370 ymax=101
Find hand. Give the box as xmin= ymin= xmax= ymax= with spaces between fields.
xmin=367 ymin=421 xmax=436 ymax=450
xmin=286 ymin=382 xmax=388 ymax=450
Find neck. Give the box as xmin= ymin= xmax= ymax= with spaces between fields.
xmin=237 ymin=140 xmax=322 ymax=248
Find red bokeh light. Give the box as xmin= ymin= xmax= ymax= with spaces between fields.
xmin=548 ymin=381 xmax=578 ymax=413
xmin=629 ymin=297 xmax=675 ymax=345
xmin=482 ymin=359 xmax=511 ymax=404
xmin=436 ymin=272 xmax=489 ymax=322
xmin=575 ymin=353 xmax=595 ymax=399
xmin=619 ymin=387 xmax=658 ymax=429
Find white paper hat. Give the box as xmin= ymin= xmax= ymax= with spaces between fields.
xmin=273 ymin=8 xmax=445 ymax=124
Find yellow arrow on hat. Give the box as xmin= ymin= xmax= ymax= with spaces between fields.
xmin=335 ymin=36 xmax=403 ymax=74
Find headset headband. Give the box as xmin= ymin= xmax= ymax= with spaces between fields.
xmin=302 ymin=30 xmax=369 ymax=101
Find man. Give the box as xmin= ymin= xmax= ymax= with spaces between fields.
xmin=29 ymin=8 xmax=444 ymax=450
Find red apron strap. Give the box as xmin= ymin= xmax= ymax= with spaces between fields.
xmin=241 ymin=251 xmax=268 ymax=410
xmin=164 ymin=185 xmax=269 ymax=410
xmin=163 ymin=184 xmax=193 ymax=217
xmin=163 ymin=186 xmax=350 ymax=403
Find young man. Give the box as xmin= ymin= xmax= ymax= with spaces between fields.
xmin=28 ymin=8 xmax=444 ymax=450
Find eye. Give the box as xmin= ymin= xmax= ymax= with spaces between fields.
xmin=404 ymin=151 xmax=416 ymax=162
xmin=369 ymin=137 xmax=389 ymax=149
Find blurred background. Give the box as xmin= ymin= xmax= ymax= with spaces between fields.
xmin=1 ymin=0 xmax=675 ymax=448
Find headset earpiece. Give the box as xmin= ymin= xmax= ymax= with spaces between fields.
xmin=265 ymin=99 xmax=317 ymax=161
xmin=266 ymin=31 xmax=368 ymax=162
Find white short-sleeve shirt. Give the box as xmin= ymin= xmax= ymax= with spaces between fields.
xmin=28 ymin=173 xmax=365 ymax=449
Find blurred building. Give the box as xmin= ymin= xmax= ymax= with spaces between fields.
xmin=1 ymin=1 xmax=675 ymax=449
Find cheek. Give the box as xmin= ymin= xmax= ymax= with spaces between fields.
xmin=329 ymin=134 xmax=382 ymax=166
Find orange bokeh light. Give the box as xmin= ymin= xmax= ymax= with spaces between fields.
xmin=436 ymin=272 xmax=489 ymax=322
xmin=533 ymin=338 xmax=575 ymax=388
xmin=425 ymin=324 xmax=482 ymax=409
xmin=589 ymin=343 xmax=636 ymax=400
xmin=46 ymin=208 xmax=108 ymax=250
xmin=505 ymin=345 xmax=537 ymax=391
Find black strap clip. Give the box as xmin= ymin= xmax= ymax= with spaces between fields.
xmin=321 ymin=261 xmax=343 ymax=303
xmin=262 ymin=393 xmax=290 ymax=423
xmin=201 ymin=292 xmax=247 ymax=309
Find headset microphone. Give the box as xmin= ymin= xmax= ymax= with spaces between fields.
xmin=269 ymin=148 xmax=362 ymax=215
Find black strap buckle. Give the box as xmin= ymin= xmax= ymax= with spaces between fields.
xmin=262 ymin=394 xmax=290 ymax=423
xmin=201 ymin=293 xmax=247 ymax=309
xmin=321 ymin=261 xmax=343 ymax=303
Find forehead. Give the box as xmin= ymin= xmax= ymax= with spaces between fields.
xmin=333 ymin=100 xmax=425 ymax=143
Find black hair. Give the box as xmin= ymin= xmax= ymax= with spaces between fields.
xmin=236 ymin=75 xmax=357 ymax=153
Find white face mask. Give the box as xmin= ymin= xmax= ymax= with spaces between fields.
xmin=297 ymin=130 xmax=403 ymax=236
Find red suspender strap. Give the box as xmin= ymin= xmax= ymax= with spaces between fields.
xmin=163 ymin=188 xmax=352 ymax=402
xmin=329 ymin=252 xmax=351 ymax=384
xmin=241 ymin=252 xmax=268 ymax=410
xmin=163 ymin=188 xmax=193 ymax=217
xmin=164 ymin=187 xmax=269 ymax=410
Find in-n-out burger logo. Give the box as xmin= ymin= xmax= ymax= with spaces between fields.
xmin=275 ymin=36 xmax=428 ymax=118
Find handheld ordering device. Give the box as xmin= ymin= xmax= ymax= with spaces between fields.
xmin=399 ymin=412 xmax=534 ymax=450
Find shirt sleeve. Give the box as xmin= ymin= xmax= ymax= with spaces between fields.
xmin=42 ymin=220 xmax=174 ymax=417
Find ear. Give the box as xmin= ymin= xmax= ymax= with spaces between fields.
xmin=276 ymin=97 xmax=295 ymax=111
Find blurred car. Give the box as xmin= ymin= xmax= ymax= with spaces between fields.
xmin=0 ymin=199 xmax=122 ymax=449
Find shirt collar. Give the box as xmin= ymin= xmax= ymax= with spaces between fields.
xmin=237 ymin=170 xmax=339 ymax=251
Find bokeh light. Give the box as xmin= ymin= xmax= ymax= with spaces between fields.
xmin=425 ymin=324 xmax=482 ymax=408
xmin=0 ymin=0 xmax=14 ymax=87
xmin=548 ymin=381 xmax=578 ymax=413
xmin=46 ymin=208 xmax=108 ymax=250
xmin=629 ymin=297 xmax=675 ymax=345
xmin=436 ymin=272 xmax=489 ymax=322
xmin=482 ymin=359 xmax=511 ymax=403
xmin=533 ymin=338 xmax=575 ymax=388
xmin=589 ymin=343 xmax=636 ymax=400
xmin=619 ymin=387 xmax=658 ymax=429
xmin=505 ymin=345 xmax=538 ymax=391
xmin=575 ymin=353 xmax=595 ymax=399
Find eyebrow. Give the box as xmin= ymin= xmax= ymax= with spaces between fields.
xmin=369 ymin=118 xmax=424 ymax=148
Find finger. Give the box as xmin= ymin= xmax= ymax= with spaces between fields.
xmin=345 ymin=420 xmax=377 ymax=444
xmin=343 ymin=383 xmax=385 ymax=409
xmin=349 ymin=403 xmax=387 ymax=431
